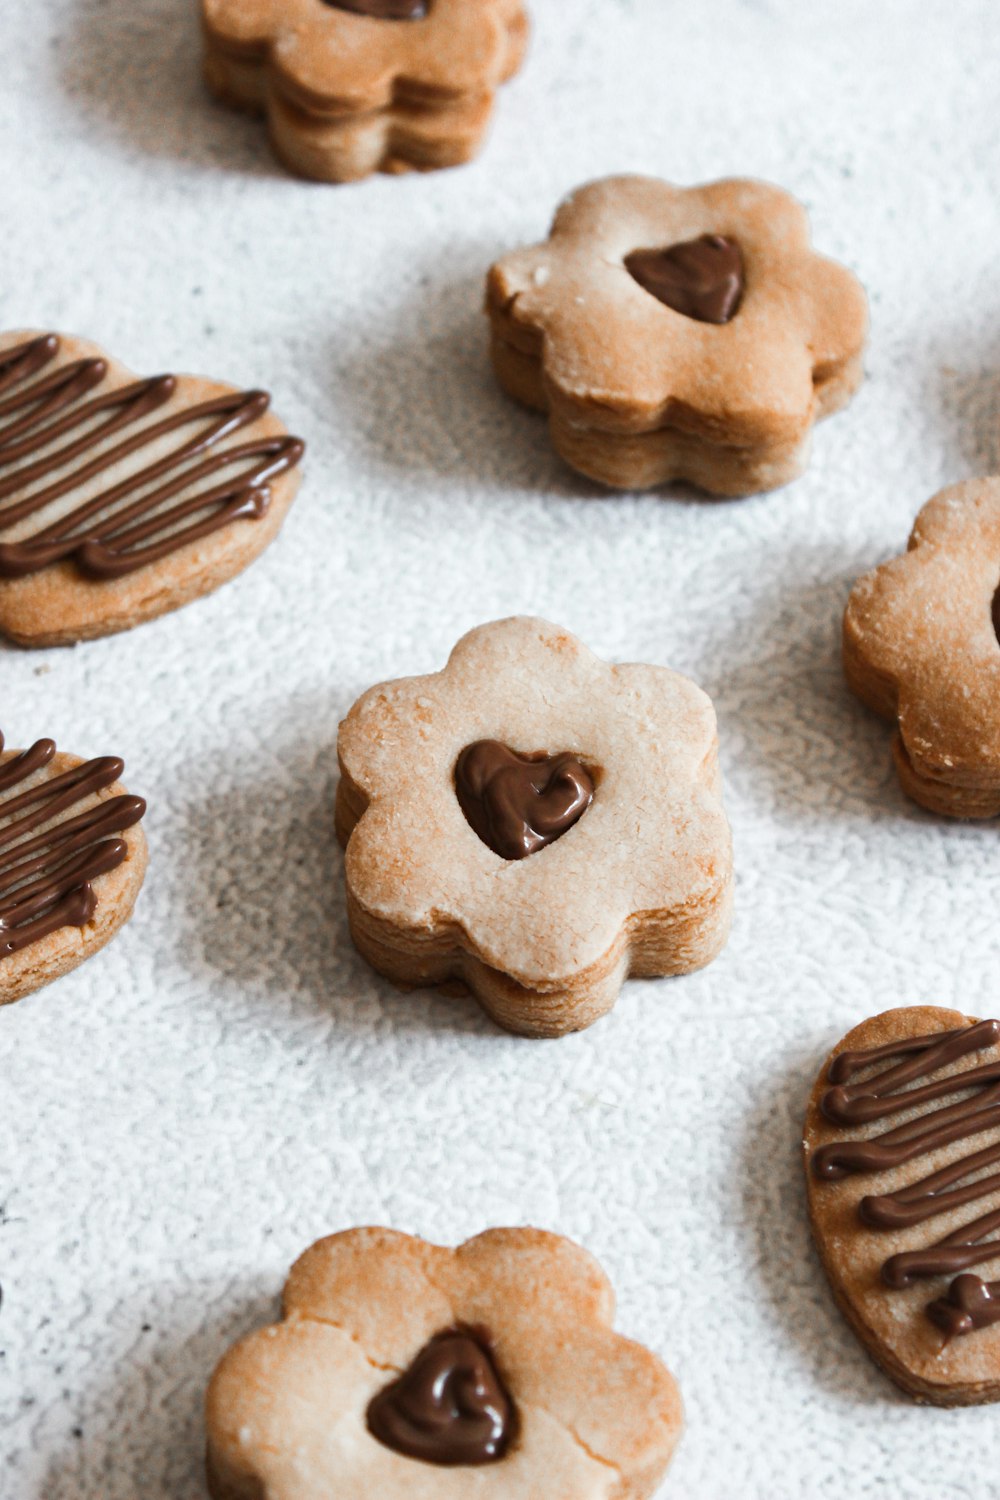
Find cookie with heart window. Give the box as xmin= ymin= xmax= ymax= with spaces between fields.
xmin=335 ymin=616 xmax=733 ymax=1037
xmin=0 ymin=330 xmax=304 ymax=647
xmin=200 ymin=0 xmax=529 ymax=182
xmin=805 ymin=1006 xmax=1000 ymax=1405
xmin=0 ymin=728 xmax=147 ymax=1006
xmin=486 ymin=175 xmax=869 ymax=495
xmin=205 ymin=1226 xmax=683 ymax=1499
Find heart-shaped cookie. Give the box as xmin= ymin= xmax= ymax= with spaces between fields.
xmin=454 ymin=740 xmax=594 ymax=861
xmin=804 ymin=1005 xmax=1000 ymax=1405
xmin=624 ymin=235 xmax=745 ymax=325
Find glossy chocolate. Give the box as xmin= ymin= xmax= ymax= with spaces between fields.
xmin=812 ymin=1020 xmax=1000 ymax=1339
xmin=0 ymin=731 xmax=145 ymax=958
xmin=927 ymin=1274 xmax=1000 ymax=1340
xmin=0 ymin=334 xmax=304 ymax=581
xmin=992 ymin=582 xmax=1000 ymax=647
xmin=322 ymin=0 xmax=429 ymax=17
xmin=624 ymin=235 xmax=744 ymax=324
xmin=455 ymin=740 xmax=594 ymax=860
xmin=366 ymin=1328 xmax=515 ymax=1466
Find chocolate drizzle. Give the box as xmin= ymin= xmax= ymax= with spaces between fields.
xmin=366 ymin=1327 xmax=515 ymax=1466
xmin=0 ymin=732 xmax=145 ymax=958
xmin=812 ymin=1020 xmax=1000 ymax=1340
xmin=455 ymin=740 xmax=594 ymax=861
xmin=0 ymin=334 xmax=304 ymax=581
xmin=322 ymin=0 xmax=429 ymax=16
xmin=625 ymin=235 xmax=744 ymax=325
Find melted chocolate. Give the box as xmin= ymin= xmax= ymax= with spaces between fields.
xmin=0 ymin=334 xmax=304 ymax=581
xmin=0 ymin=731 xmax=145 ymax=958
xmin=322 ymin=0 xmax=428 ymax=16
xmin=992 ymin=581 xmax=1000 ymax=648
xmin=366 ymin=1327 xmax=515 ymax=1466
xmin=811 ymin=1020 xmax=1000 ymax=1339
xmin=927 ymin=1273 xmax=1000 ymax=1340
xmin=624 ymin=235 xmax=744 ymax=324
xmin=455 ymin=740 xmax=594 ymax=861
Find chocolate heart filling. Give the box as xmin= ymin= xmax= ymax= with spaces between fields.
xmin=367 ymin=1327 xmax=515 ymax=1466
xmin=321 ymin=0 xmax=429 ymax=16
xmin=624 ymin=234 xmax=744 ymax=325
xmin=455 ymin=740 xmax=594 ymax=860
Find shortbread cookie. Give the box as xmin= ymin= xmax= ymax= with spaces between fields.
xmin=487 ymin=175 xmax=868 ymax=495
xmin=805 ymin=1006 xmax=1000 ymax=1406
xmin=0 ymin=330 xmax=304 ymax=647
xmin=0 ymin=729 xmax=147 ymax=1006
xmin=206 ymin=1226 xmax=683 ymax=1498
xmin=336 ymin=616 xmax=733 ymax=1038
xmin=844 ymin=478 xmax=1000 ymax=817
xmin=201 ymin=0 xmax=528 ymax=182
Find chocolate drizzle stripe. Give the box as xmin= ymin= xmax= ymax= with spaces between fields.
xmin=0 ymin=731 xmax=145 ymax=958
xmin=811 ymin=1019 xmax=1000 ymax=1339
xmin=0 ymin=334 xmax=304 ymax=580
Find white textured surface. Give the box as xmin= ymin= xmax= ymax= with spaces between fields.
xmin=2 ymin=1 xmax=1000 ymax=1495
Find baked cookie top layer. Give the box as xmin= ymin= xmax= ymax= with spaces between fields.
xmin=487 ymin=175 xmax=868 ymax=444
xmin=337 ymin=615 xmax=733 ymax=990
xmin=206 ymin=1227 xmax=683 ymax=1499
xmin=202 ymin=0 xmax=528 ymax=115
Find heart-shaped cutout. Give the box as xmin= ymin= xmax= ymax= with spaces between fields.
xmin=805 ymin=1006 xmax=1000 ymax=1405
xmin=455 ymin=740 xmax=594 ymax=861
xmin=624 ymin=235 xmax=744 ymax=324
xmin=367 ymin=1327 xmax=515 ymax=1465
xmin=322 ymin=0 xmax=428 ymax=16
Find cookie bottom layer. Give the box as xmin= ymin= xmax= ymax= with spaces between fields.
xmin=490 ymin=332 xmax=820 ymax=497
xmin=335 ymin=775 xmax=733 ymax=1039
xmin=844 ymin=624 xmax=1000 ymax=819
xmin=892 ymin=735 xmax=1000 ymax=819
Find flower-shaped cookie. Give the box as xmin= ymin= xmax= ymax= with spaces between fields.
xmin=206 ymin=1227 xmax=683 ymax=1499
xmin=201 ymin=0 xmax=529 ymax=182
xmin=336 ymin=616 xmax=733 ymax=1037
xmin=487 ymin=175 xmax=869 ymax=496
xmin=843 ymin=478 xmax=1000 ymax=817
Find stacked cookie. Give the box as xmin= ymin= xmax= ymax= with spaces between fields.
xmin=201 ymin=0 xmax=529 ymax=182
xmin=843 ymin=479 xmax=1000 ymax=818
xmin=487 ymin=176 xmax=868 ymax=496
xmin=335 ymin=616 xmax=734 ymax=1037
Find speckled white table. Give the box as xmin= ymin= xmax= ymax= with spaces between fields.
xmin=2 ymin=1 xmax=1000 ymax=1495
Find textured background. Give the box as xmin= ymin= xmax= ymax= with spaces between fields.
xmin=2 ymin=1 xmax=1000 ymax=1495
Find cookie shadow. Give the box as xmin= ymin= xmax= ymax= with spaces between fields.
xmin=329 ymin=258 xmax=748 ymax=507
xmin=735 ymin=1043 xmax=903 ymax=1407
xmin=53 ymin=0 xmax=284 ymax=178
xmin=696 ymin=547 xmax=922 ymax=827
xmin=930 ymin=355 xmax=1000 ymax=479
xmin=167 ymin=704 xmax=501 ymax=1041
xmin=36 ymin=1273 xmax=278 ymax=1500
